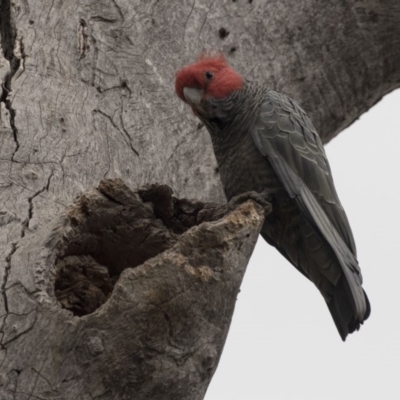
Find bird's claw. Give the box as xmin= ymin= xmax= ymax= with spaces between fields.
xmin=229 ymin=190 xmax=272 ymax=216
xmin=197 ymin=191 xmax=273 ymax=223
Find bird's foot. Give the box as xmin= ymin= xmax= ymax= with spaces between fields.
xmin=228 ymin=191 xmax=272 ymax=217
xmin=197 ymin=197 xmax=271 ymax=223
xmin=197 ymin=191 xmax=273 ymax=223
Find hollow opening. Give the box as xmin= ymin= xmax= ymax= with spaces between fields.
xmin=54 ymin=180 xmax=208 ymax=316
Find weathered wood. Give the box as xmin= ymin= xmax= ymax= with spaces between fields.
xmin=0 ymin=179 xmax=265 ymax=399
xmin=0 ymin=0 xmax=399 ymax=398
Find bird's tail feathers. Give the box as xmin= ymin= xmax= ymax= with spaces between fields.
xmin=327 ymin=276 xmax=370 ymax=341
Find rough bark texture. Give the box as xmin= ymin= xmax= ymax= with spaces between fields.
xmin=0 ymin=178 xmax=265 ymax=399
xmin=0 ymin=0 xmax=399 ymax=399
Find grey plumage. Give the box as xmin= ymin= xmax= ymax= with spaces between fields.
xmin=199 ymin=83 xmax=370 ymax=340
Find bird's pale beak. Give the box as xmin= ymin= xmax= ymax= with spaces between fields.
xmin=183 ymin=87 xmax=204 ymax=108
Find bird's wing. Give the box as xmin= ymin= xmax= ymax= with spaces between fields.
xmin=251 ymin=90 xmax=366 ymax=319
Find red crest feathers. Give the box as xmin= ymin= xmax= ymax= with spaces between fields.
xmin=175 ymin=53 xmax=244 ymax=101
xmin=195 ymin=53 xmax=228 ymax=70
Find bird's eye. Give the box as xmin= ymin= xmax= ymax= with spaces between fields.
xmin=204 ymin=71 xmax=214 ymax=80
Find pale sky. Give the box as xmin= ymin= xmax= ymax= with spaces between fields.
xmin=206 ymin=89 xmax=400 ymax=400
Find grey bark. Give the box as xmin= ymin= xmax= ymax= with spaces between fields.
xmin=0 ymin=178 xmax=265 ymax=399
xmin=0 ymin=0 xmax=398 ymax=399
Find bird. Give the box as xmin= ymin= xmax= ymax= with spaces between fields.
xmin=175 ymin=54 xmax=370 ymax=340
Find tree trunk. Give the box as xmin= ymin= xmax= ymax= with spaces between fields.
xmin=0 ymin=0 xmax=398 ymax=399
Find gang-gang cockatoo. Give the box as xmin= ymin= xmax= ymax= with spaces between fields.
xmin=175 ymin=54 xmax=370 ymax=340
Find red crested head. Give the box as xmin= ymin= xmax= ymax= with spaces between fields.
xmin=175 ymin=54 xmax=244 ymax=103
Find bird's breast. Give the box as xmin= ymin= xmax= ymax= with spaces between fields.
xmin=213 ymin=130 xmax=282 ymax=200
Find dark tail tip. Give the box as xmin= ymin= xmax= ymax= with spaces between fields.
xmin=327 ymin=278 xmax=370 ymax=341
xmin=362 ymin=288 xmax=371 ymax=320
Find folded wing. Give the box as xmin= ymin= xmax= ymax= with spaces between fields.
xmin=251 ymin=90 xmax=369 ymax=335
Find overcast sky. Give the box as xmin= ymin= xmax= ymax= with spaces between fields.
xmin=206 ymin=89 xmax=400 ymax=400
